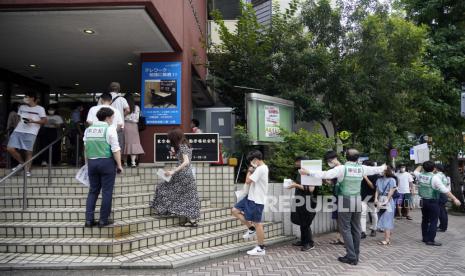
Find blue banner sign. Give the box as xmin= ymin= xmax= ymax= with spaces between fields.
xmin=141 ymin=62 xmax=182 ymax=125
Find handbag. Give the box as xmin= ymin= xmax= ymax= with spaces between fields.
xmin=378 ymin=179 xmax=395 ymax=216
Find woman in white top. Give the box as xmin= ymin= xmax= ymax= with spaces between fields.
xmin=123 ymin=93 xmax=145 ymax=167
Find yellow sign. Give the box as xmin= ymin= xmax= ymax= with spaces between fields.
xmin=338 ymin=131 xmax=351 ymax=141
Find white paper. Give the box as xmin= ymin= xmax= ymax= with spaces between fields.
xmin=235 ymin=184 xmax=249 ymax=202
xmin=413 ymin=143 xmax=430 ymax=164
xmin=157 ymin=168 xmax=172 ymax=182
xmin=300 ymin=160 xmax=322 ymax=186
xmin=283 ymin=178 xmax=292 ymax=188
xmin=218 ymin=118 xmax=224 ymax=126
xmin=75 ymin=164 xmax=90 ymax=187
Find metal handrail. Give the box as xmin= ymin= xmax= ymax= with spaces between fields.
xmin=0 ymin=134 xmax=65 ymax=210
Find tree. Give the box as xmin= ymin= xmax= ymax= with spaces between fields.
xmin=401 ymin=0 xmax=465 ymax=206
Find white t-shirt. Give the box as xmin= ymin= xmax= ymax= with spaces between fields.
xmin=86 ymin=105 xmax=123 ymax=129
xmin=248 ymin=164 xmax=269 ymax=205
xmin=125 ymin=105 xmax=140 ymax=123
xmin=110 ymin=92 xmax=129 ymax=122
xmin=14 ymin=104 xmax=46 ymax=135
xmin=395 ymin=172 xmax=414 ymax=194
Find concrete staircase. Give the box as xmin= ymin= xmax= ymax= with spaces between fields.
xmin=0 ymin=165 xmax=291 ymax=269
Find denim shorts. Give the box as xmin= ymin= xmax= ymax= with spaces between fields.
xmin=7 ymin=132 xmax=37 ymax=151
xmin=234 ymin=197 xmax=264 ymax=223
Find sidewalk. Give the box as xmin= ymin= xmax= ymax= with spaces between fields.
xmin=4 ymin=209 xmax=465 ymax=276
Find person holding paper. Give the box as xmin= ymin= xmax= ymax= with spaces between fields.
xmin=288 ymin=156 xmax=317 ymax=251
xmin=83 ymin=107 xmax=123 ymax=228
xmin=299 ymin=149 xmax=386 ymax=266
xmin=413 ymin=161 xmax=461 ymax=246
xmin=232 ymin=150 xmax=269 ymax=256
xmin=150 ymin=128 xmax=200 ymax=227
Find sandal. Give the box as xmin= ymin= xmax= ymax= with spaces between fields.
xmin=378 ymin=240 xmax=391 ymax=245
xmin=406 ymin=216 xmax=413 ymax=220
xmin=330 ymin=239 xmax=344 ymax=245
xmin=182 ymin=220 xmax=198 ymax=227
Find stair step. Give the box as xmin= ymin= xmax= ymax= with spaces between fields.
xmin=0 ymin=201 xmax=212 ymax=222
xmin=0 ymin=206 xmax=227 ymax=238
xmin=128 ymin=235 xmax=294 ymax=268
xmin=0 ymin=220 xmax=283 ymax=256
xmin=0 ymin=182 xmax=156 ymax=195
xmin=0 ymin=192 xmax=155 ymax=208
xmin=1 ymin=175 xmax=142 ymax=185
xmin=121 ymin=222 xmax=284 ymax=260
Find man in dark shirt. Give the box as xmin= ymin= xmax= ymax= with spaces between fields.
xmin=360 ymin=160 xmax=380 ymax=238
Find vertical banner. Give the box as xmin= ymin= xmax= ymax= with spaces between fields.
xmin=264 ymin=105 xmax=280 ymax=138
xmin=141 ymin=62 xmax=182 ymax=125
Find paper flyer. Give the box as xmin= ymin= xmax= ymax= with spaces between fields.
xmin=300 ymin=160 xmax=322 ymax=186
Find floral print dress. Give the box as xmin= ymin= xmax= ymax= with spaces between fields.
xmin=150 ymin=144 xmax=200 ymax=220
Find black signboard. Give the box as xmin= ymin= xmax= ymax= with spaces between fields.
xmin=154 ymin=133 xmax=220 ymax=163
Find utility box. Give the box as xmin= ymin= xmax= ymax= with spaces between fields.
xmin=245 ymin=93 xmax=294 ymax=144
xmin=193 ymin=107 xmax=235 ymax=151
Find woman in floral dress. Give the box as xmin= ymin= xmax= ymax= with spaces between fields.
xmin=150 ymin=128 xmax=200 ymax=226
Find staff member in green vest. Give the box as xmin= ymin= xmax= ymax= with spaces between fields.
xmin=413 ymin=161 xmax=460 ymax=246
xmin=300 ymin=149 xmax=386 ymax=265
xmin=84 ymin=107 xmax=123 ymax=228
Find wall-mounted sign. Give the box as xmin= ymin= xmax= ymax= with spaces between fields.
xmin=141 ymin=62 xmax=182 ymax=125
xmin=246 ymin=93 xmax=294 ymax=144
xmin=154 ymin=133 xmax=219 ymax=163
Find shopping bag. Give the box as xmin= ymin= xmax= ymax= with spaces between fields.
xmin=235 ymin=184 xmax=249 ymax=202
xmin=75 ymin=164 xmax=90 ymax=187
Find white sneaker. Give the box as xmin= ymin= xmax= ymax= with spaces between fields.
xmin=26 ymin=171 xmax=31 ymax=177
xmin=243 ymin=229 xmax=256 ymax=240
xmin=247 ymin=246 xmax=265 ymax=256
xmin=11 ymin=164 xmax=22 ymax=172
xmin=41 ymin=161 xmax=47 ymax=167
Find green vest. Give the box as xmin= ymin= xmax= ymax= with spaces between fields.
xmin=338 ymin=163 xmax=364 ymax=196
xmin=85 ymin=122 xmax=112 ymax=159
xmin=418 ymin=172 xmax=440 ymax=199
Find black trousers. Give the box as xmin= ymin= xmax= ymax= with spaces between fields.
xmin=300 ymin=225 xmax=314 ymax=246
xmin=438 ymin=193 xmax=448 ymax=231
xmin=421 ymin=199 xmax=440 ymax=242
xmin=38 ymin=127 xmax=61 ymax=165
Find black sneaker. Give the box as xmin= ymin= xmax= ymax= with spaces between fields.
xmin=360 ymin=232 xmax=367 ymax=239
xmin=301 ymin=244 xmax=315 ymax=251
xmin=338 ymin=256 xmax=358 ymax=265
xmin=425 ymin=241 xmax=442 ymax=246
xmin=98 ymin=219 xmax=114 ymax=228
xmin=292 ymin=241 xmax=303 ymax=246
xmin=84 ymin=220 xmax=97 ymax=228
xmin=437 ymin=228 xmax=446 ymax=232
xmin=370 ymin=230 xmax=376 ymax=237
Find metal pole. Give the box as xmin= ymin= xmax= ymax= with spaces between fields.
xmin=76 ymin=134 xmax=80 ymax=168
xmin=48 ymin=147 xmax=52 ymax=185
xmin=22 ymin=168 xmax=27 ymax=210
xmin=235 ymin=154 xmax=244 ymax=184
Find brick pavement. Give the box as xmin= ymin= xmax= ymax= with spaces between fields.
xmin=4 ymin=209 xmax=465 ymax=276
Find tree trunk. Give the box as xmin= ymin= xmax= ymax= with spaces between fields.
xmin=448 ymin=155 xmax=465 ymax=211
xmin=318 ymin=121 xmax=330 ymax=138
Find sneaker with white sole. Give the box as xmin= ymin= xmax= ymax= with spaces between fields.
xmin=26 ymin=171 xmax=31 ymax=177
xmin=11 ymin=164 xmax=22 ymax=172
xmin=243 ymin=229 xmax=256 ymax=240
xmin=41 ymin=161 xmax=47 ymax=167
xmin=247 ymin=246 xmax=265 ymax=256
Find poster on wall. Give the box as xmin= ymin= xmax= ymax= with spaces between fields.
xmin=264 ymin=105 xmax=280 ymax=138
xmin=141 ymin=62 xmax=182 ymax=125
xmin=154 ymin=133 xmax=219 ymax=163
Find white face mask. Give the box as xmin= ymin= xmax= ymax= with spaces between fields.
xmin=23 ymin=98 xmax=30 ymax=104
xmin=327 ymin=159 xmax=337 ymax=168
xmin=400 ymin=168 xmax=406 ymax=173
xmin=251 ymin=160 xmax=258 ymax=168
xmin=48 ymin=110 xmax=55 ymax=115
